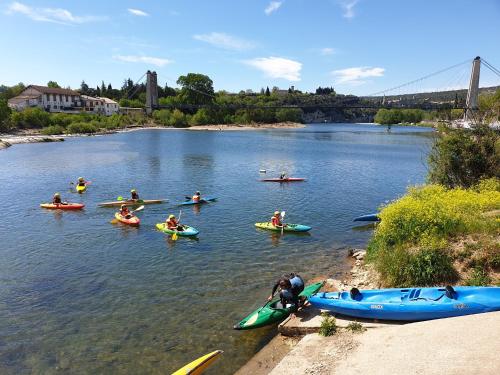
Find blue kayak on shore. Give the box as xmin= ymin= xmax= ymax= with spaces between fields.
xmin=353 ymin=213 xmax=380 ymax=222
xmin=180 ymin=196 xmax=217 ymax=206
xmin=309 ymin=286 xmax=500 ymax=321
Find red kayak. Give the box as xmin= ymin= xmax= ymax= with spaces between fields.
xmin=114 ymin=212 xmax=140 ymax=226
xmin=261 ymin=178 xmax=306 ymax=182
xmin=40 ymin=203 xmax=85 ymax=210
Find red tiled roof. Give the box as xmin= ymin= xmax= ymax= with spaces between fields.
xmin=26 ymin=85 xmax=80 ymax=96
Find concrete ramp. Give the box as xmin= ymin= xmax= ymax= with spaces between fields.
xmin=270 ymin=311 xmax=500 ymax=375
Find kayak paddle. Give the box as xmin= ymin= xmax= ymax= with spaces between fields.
xmin=172 ymin=210 xmax=182 ymax=241
xmin=281 ymin=211 xmax=286 ymax=235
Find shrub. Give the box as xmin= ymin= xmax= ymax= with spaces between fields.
xmin=464 ymin=267 xmax=492 ymax=286
xmin=428 ymin=125 xmax=499 ymax=188
xmin=66 ymin=122 xmax=98 ymax=134
xmin=41 ymin=125 xmax=65 ymax=135
xmin=276 ymin=108 xmax=303 ymax=123
xmin=11 ymin=107 xmax=51 ymax=129
xmin=168 ymin=109 xmax=188 ymax=127
xmin=153 ymin=109 xmax=172 ymax=126
xmin=49 ymin=113 xmax=73 ymax=127
xmin=319 ymin=312 xmax=337 ymax=337
xmin=368 ymin=182 xmax=500 ymax=287
xmin=346 ymin=322 xmax=366 ymax=333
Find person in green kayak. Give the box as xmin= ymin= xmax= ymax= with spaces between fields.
xmin=271 ymin=211 xmax=283 ymax=228
xmin=166 ymin=214 xmax=184 ymax=231
xmin=130 ymin=189 xmax=139 ymax=200
xmin=268 ymin=273 xmax=305 ymax=312
xmin=192 ymin=191 xmax=201 ymax=203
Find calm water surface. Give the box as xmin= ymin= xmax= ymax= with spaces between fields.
xmin=0 ymin=123 xmax=434 ymax=374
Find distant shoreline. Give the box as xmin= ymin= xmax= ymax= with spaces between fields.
xmin=0 ymin=122 xmax=305 ymax=148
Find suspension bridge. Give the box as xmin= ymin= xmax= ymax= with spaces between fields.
xmin=127 ymin=56 xmax=500 ymax=123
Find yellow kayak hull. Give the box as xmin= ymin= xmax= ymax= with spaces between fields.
xmin=76 ymin=184 xmax=86 ymax=193
xmin=172 ymin=350 xmax=223 ymax=375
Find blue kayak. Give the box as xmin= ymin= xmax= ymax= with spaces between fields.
xmin=180 ymin=196 xmax=217 ymax=206
xmin=309 ymin=286 xmax=500 ymax=321
xmin=353 ymin=213 xmax=380 ymax=222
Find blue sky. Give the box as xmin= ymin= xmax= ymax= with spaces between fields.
xmin=1 ymin=0 xmax=499 ymax=95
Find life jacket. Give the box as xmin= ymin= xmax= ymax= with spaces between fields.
xmin=131 ymin=192 xmax=139 ymax=200
xmin=167 ymin=218 xmax=178 ymax=229
xmin=271 ymin=216 xmax=281 ymax=226
xmin=53 ymin=197 xmax=62 ymax=204
xmin=120 ymin=208 xmax=130 ymax=216
xmin=77 ymin=181 xmax=85 ymax=186
xmin=192 ymin=194 xmax=200 ymax=202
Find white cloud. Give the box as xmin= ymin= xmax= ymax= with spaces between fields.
xmin=244 ymin=57 xmax=302 ymax=81
xmin=339 ymin=0 xmax=358 ymax=19
xmin=193 ymin=32 xmax=256 ymax=51
xmin=265 ymin=1 xmax=283 ymax=15
xmin=332 ymin=66 xmax=384 ymax=85
xmin=320 ymin=47 xmax=336 ymax=56
xmin=128 ymin=8 xmax=148 ymax=17
xmin=113 ymin=55 xmax=173 ymax=67
xmin=6 ymin=1 xmax=106 ymax=25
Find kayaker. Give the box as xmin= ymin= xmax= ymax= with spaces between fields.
xmin=271 ymin=211 xmax=283 ymax=227
xmin=166 ymin=214 xmax=183 ymax=231
xmin=52 ymin=193 xmax=62 ymax=204
xmin=279 ymin=172 xmax=287 ymax=180
xmin=268 ymin=273 xmax=305 ymax=302
xmin=77 ymin=177 xmax=86 ymax=187
xmin=271 ymin=278 xmax=300 ymax=312
xmin=130 ymin=189 xmax=139 ymax=200
xmin=192 ymin=191 xmax=201 ymax=203
xmin=119 ymin=204 xmax=132 ymax=219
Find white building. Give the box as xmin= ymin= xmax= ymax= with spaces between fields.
xmin=8 ymin=85 xmax=82 ymax=113
xmin=8 ymin=85 xmax=119 ymax=116
xmin=81 ymin=95 xmax=119 ymax=116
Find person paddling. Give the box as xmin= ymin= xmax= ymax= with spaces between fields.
xmin=166 ymin=214 xmax=184 ymax=231
xmin=77 ymin=177 xmax=87 ymax=187
xmin=130 ymin=189 xmax=139 ymax=201
xmin=52 ymin=193 xmax=67 ymax=205
xmin=271 ymin=211 xmax=283 ymax=228
xmin=119 ymin=204 xmax=132 ymax=219
xmin=279 ymin=171 xmax=288 ymax=180
xmin=192 ymin=191 xmax=201 ymax=203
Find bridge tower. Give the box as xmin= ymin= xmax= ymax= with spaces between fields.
xmin=145 ymin=70 xmax=159 ymax=115
xmin=465 ymin=56 xmax=481 ymax=122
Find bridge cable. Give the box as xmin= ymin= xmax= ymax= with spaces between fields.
xmin=481 ymin=60 xmax=500 ymax=79
xmin=124 ymin=72 xmax=147 ymax=100
xmin=367 ymin=58 xmax=472 ymax=97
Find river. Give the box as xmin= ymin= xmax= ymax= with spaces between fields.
xmin=0 ymin=123 xmax=434 ymax=374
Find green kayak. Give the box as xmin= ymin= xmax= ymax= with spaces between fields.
xmin=234 ymin=281 xmax=324 ymax=330
xmin=255 ymin=222 xmax=312 ymax=232
xmin=155 ymin=223 xmax=199 ymax=237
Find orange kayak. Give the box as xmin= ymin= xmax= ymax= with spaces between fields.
xmin=40 ymin=203 xmax=85 ymax=210
xmin=114 ymin=212 xmax=140 ymax=226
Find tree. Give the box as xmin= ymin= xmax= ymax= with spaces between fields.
xmin=265 ymin=86 xmax=270 ymax=96
xmin=47 ymin=81 xmax=60 ymax=88
xmin=96 ymin=86 xmax=101 ymax=97
xmin=428 ymin=125 xmax=499 ymax=188
xmin=80 ymin=81 xmax=89 ymax=95
xmin=0 ymin=99 xmax=12 ymax=131
xmin=100 ymin=81 xmax=106 ymax=96
xmin=176 ymin=73 xmax=214 ymax=105
xmin=107 ymin=83 xmax=112 ymax=92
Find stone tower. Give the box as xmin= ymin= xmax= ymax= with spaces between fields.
xmin=145 ymin=70 xmax=159 ymax=115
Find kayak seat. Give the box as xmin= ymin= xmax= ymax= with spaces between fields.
xmin=445 ymin=285 xmax=456 ymax=299
xmin=350 ymin=288 xmax=362 ymax=301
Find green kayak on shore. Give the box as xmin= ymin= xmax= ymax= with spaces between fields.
xmin=234 ymin=281 xmax=324 ymax=330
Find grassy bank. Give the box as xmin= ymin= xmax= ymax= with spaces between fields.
xmin=367 ymin=179 xmax=500 ymax=287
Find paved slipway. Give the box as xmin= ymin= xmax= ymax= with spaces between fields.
xmin=269 ymin=311 xmax=500 ymax=375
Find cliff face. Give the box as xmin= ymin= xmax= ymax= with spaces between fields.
xmin=302 ymin=109 xmax=375 ymax=123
